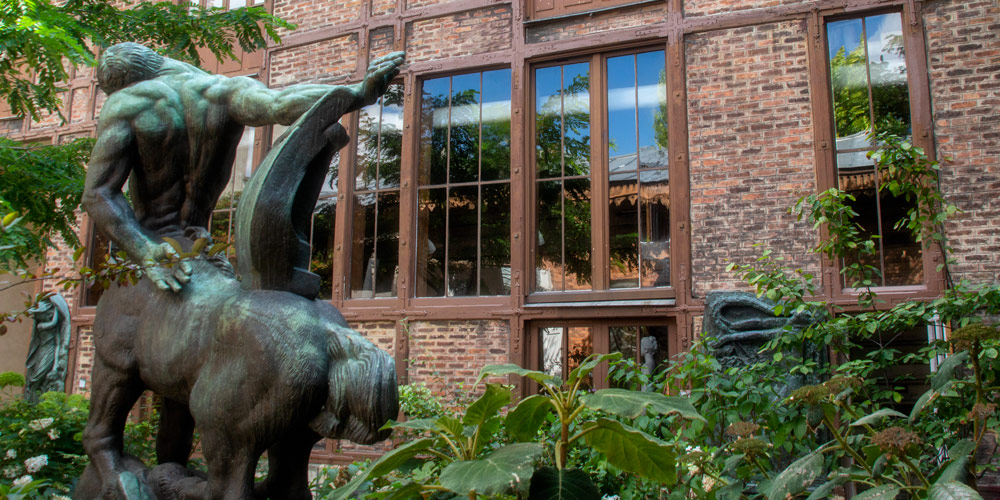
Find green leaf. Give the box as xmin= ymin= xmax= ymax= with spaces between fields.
xmin=191 ymin=237 xmax=209 ymax=254
xmin=380 ymin=481 xmax=424 ymax=500
xmin=505 ymin=394 xmax=554 ymax=442
xmin=928 ymin=481 xmax=983 ymax=500
xmin=851 ymin=408 xmax=907 ymax=427
xmin=327 ymin=438 xmax=433 ymax=500
xmin=527 ymin=467 xmax=600 ymax=500
xmin=853 ymin=484 xmax=900 ymax=500
xmin=478 ymin=363 xmax=561 ymax=388
xmin=438 ymin=443 xmax=543 ymax=496
xmin=580 ymin=389 xmax=705 ymax=421
xmin=806 ymin=475 xmax=848 ymax=500
xmin=715 ymin=480 xmax=744 ymax=500
xmin=910 ymin=382 xmax=952 ymax=422
xmin=382 ymin=418 xmax=436 ymax=431
xmin=435 ymin=416 xmax=465 ymax=441
xmin=767 ymin=452 xmax=823 ymax=500
xmin=567 ymin=352 xmax=622 ymax=387
xmin=464 ymin=383 xmax=511 ymax=427
xmin=932 ymin=351 xmax=970 ymax=391
xmin=581 ymin=418 xmax=677 ymax=484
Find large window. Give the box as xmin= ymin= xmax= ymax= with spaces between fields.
xmin=827 ymin=12 xmax=922 ymax=287
xmin=533 ymin=49 xmax=670 ymax=296
xmin=416 ymin=69 xmax=513 ymax=297
xmin=350 ymin=84 xmax=403 ymax=299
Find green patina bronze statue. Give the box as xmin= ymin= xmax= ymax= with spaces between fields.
xmin=25 ymin=293 xmax=71 ymax=404
xmin=76 ymin=42 xmax=403 ymax=500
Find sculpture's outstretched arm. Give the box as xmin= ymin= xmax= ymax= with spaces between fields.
xmin=220 ymin=51 xmax=404 ymax=126
xmin=83 ymin=117 xmax=191 ymax=293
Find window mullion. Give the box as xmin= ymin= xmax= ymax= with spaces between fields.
xmin=592 ymin=53 xmax=609 ymax=291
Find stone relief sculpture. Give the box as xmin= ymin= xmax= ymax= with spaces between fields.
xmin=703 ymin=291 xmax=822 ymax=395
xmin=75 ymin=42 xmax=404 ymax=500
xmin=24 ymin=293 xmax=71 ymax=403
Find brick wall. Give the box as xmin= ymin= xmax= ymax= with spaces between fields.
xmin=369 ymin=26 xmax=397 ymax=61
xmin=405 ymin=7 xmax=512 ymax=64
xmin=72 ymin=326 xmax=94 ymax=399
xmin=682 ymin=0 xmax=802 ymax=18
xmin=525 ymin=2 xmax=666 ymax=44
xmin=269 ymin=34 xmax=361 ymax=88
xmin=273 ymin=0 xmax=364 ymax=38
xmin=70 ymin=87 xmax=92 ymax=124
xmin=404 ymin=320 xmax=510 ymax=402
xmin=686 ymin=20 xmax=819 ymax=297
xmin=924 ymin=0 xmax=1000 ymax=285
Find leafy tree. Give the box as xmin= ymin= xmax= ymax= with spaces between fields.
xmin=0 ymin=0 xmax=293 ymax=270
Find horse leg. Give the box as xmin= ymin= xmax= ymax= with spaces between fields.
xmin=200 ymin=430 xmax=259 ymax=500
xmin=157 ymin=398 xmax=195 ymax=466
xmin=81 ymin=356 xmax=148 ymax=499
xmin=254 ymin=429 xmax=322 ymax=500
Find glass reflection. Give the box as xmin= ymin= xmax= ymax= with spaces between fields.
xmin=564 ymin=178 xmax=592 ymax=291
xmin=416 ymin=188 xmax=447 ymax=296
xmin=448 ymin=186 xmax=478 ymax=296
xmin=450 ymin=73 xmax=480 ymax=184
xmin=310 ymin=203 xmax=336 ymax=300
xmin=541 ymin=327 xmax=564 ymax=380
xmin=640 ymin=172 xmax=670 ymax=287
xmin=567 ymin=327 xmax=593 ymax=389
xmin=481 ymin=183 xmax=511 ymax=295
xmin=420 ymin=77 xmax=450 ymax=185
xmin=535 ymin=65 xmax=563 ymax=180
xmin=482 ymin=69 xmax=512 ymax=182
xmin=538 ymin=326 xmax=593 ymax=388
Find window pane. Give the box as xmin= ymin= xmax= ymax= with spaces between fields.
xmin=535 ymin=66 xmax=563 ymax=180
xmin=481 ymin=183 xmax=511 ymax=295
xmin=564 ymin=178 xmax=592 ymax=291
xmin=828 ymin=18 xmax=872 ymax=140
xmin=448 ymin=186 xmax=478 ymax=296
xmin=567 ymin=327 xmax=593 ymax=389
xmin=866 ymin=13 xmax=910 ymax=137
xmin=563 ymin=63 xmax=591 ymax=177
xmin=880 ymin=192 xmax=923 ymax=286
xmin=311 ymin=203 xmax=336 ymax=300
xmin=640 ymin=170 xmax=670 ymax=287
xmin=609 ymin=169 xmax=639 ymax=289
xmin=374 ymin=191 xmax=399 ymax=296
xmin=350 ymin=194 xmax=377 ymax=298
xmin=380 ymin=85 xmax=404 ymax=189
xmin=83 ymin=227 xmax=111 ymax=306
xmin=607 ymin=55 xmax=637 ymax=159
xmin=416 ymin=188 xmax=447 ymax=297
xmin=420 ymin=77 xmax=450 ymax=186
xmin=541 ymin=327 xmax=565 ymax=380
xmin=535 ymin=180 xmax=562 ymax=292
xmin=357 ymin=102 xmax=380 ymax=191
xmin=636 ymin=51 xmax=668 ymax=156
xmin=450 ymin=73 xmax=480 ymax=184
xmin=609 ymin=326 xmax=637 ymax=368
xmin=482 ymin=69 xmax=512 ymax=182
xmin=229 ymin=0 xmax=246 ymax=8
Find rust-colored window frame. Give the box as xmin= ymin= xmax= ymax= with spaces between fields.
xmin=527 ymin=46 xmax=678 ymax=304
xmin=809 ymin=4 xmax=944 ymax=305
xmin=526 ymin=0 xmax=654 ymax=23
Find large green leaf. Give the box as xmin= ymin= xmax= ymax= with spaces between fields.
xmin=581 ymin=418 xmax=677 ymax=484
xmin=929 ymin=481 xmax=983 ymax=500
xmin=435 ymin=416 xmax=465 ymax=441
xmin=767 ymin=452 xmax=823 ymax=500
xmin=383 ymin=418 xmax=436 ymax=431
xmin=934 ymin=440 xmax=976 ymax=484
xmin=851 ymin=408 xmax=907 ymax=427
xmin=438 ymin=443 xmax=543 ymax=496
xmin=528 ymin=467 xmax=600 ymax=500
xmin=478 ymin=363 xmax=561 ymax=388
xmin=932 ymin=351 xmax=969 ymax=391
xmin=327 ymin=438 xmax=433 ymax=500
xmin=910 ymin=380 xmax=954 ymax=422
xmin=464 ymin=383 xmax=512 ymax=427
xmin=506 ymin=394 xmax=555 ymax=442
xmin=380 ymin=481 xmax=424 ymax=500
xmin=567 ymin=352 xmax=622 ymax=387
xmin=581 ymin=389 xmax=705 ymax=421
xmin=853 ymin=484 xmax=900 ymax=500
xmin=715 ymin=480 xmax=744 ymax=500
xmin=806 ymin=474 xmax=848 ymax=500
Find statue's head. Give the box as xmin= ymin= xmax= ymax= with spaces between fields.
xmin=97 ymin=43 xmax=165 ymax=94
xmin=309 ymin=324 xmax=399 ymax=444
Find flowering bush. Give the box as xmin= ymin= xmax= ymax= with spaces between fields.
xmin=0 ymin=391 xmax=89 ymax=495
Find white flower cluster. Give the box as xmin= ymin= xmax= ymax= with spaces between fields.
xmin=4 ymin=449 xmax=15 ymax=459
xmin=27 ymin=418 xmax=54 ymax=431
xmin=24 ymin=454 xmax=47 ymax=473
xmin=13 ymin=474 xmax=32 ymax=487
xmin=2 ymin=465 xmax=19 ymax=479
xmin=48 ymin=428 xmax=60 ymax=440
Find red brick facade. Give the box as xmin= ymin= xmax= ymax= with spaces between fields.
xmin=1 ymin=0 xmax=998 ymax=466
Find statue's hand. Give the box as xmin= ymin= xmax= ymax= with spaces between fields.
xmin=357 ymin=51 xmax=404 ymax=107
xmin=143 ymin=242 xmax=192 ymax=293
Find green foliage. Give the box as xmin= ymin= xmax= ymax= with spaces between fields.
xmin=0 ymin=392 xmax=89 ymax=495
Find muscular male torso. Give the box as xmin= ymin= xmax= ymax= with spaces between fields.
xmin=107 ymin=72 xmax=245 ymax=238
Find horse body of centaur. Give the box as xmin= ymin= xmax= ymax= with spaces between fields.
xmin=75 ymin=256 xmax=398 ymax=500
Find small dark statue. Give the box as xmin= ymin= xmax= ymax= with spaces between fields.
xmin=75 ymin=43 xmax=403 ymax=500
xmin=24 ymin=293 xmax=71 ymax=403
